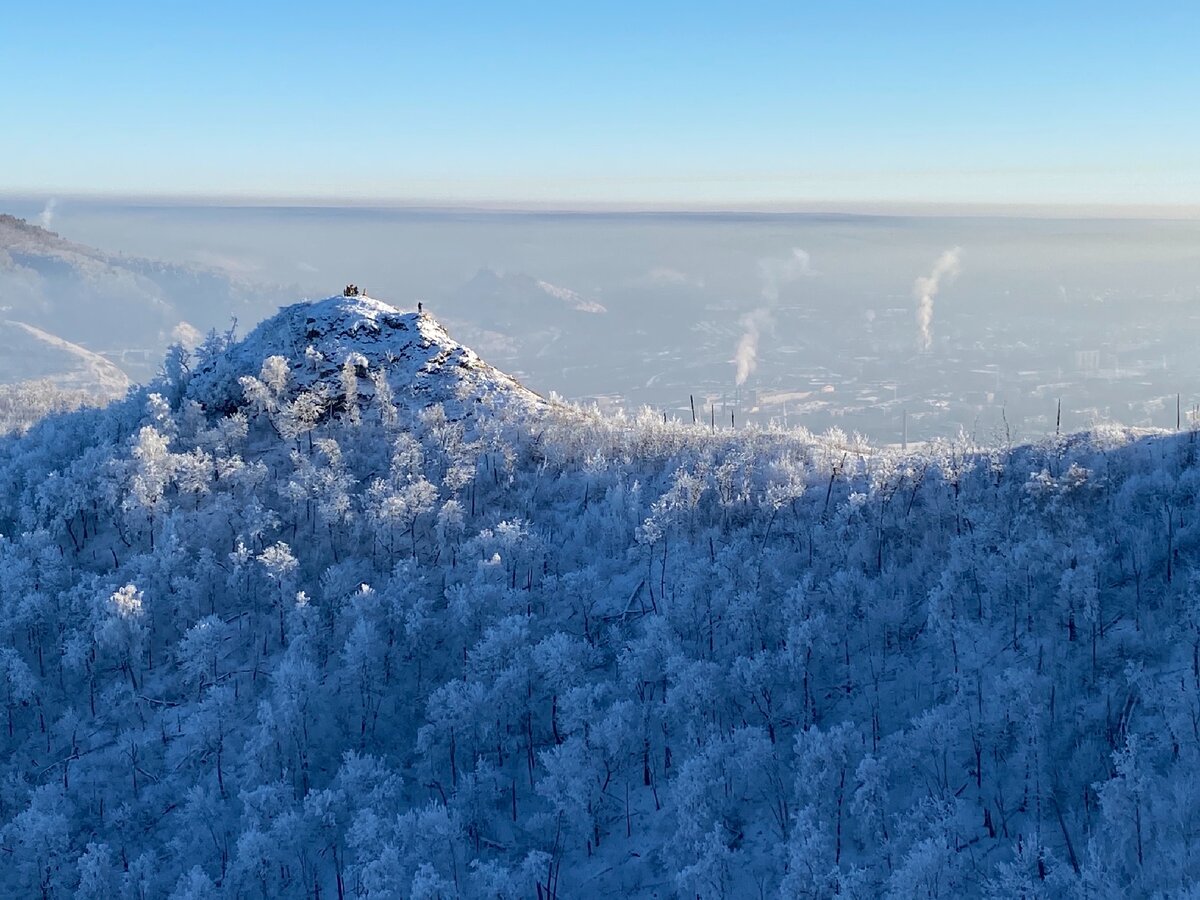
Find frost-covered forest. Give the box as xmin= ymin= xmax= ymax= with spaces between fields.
xmin=1 ymin=295 xmax=1198 ymax=898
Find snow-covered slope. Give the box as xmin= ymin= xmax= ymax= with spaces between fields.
xmin=0 ymin=320 xmax=130 ymax=396
xmin=188 ymin=293 xmax=545 ymax=417
xmin=0 ymin=213 xmax=295 ymax=383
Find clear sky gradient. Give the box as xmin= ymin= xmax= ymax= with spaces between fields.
xmin=4 ymin=1 xmax=1200 ymax=207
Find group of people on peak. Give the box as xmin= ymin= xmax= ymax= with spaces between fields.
xmin=342 ymin=284 xmax=425 ymax=315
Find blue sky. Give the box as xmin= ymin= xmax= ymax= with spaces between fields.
xmin=4 ymin=1 xmax=1199 ymax=207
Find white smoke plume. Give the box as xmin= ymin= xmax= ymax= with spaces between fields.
xmin=38 ymin=198 xmax=57 ymax=230
xmin=732 ymin=248 xmax=811 ymax=385
xmin=914 ymin=246 xmax=961 ymax=352
xmin=734 ymin=308 xmax=772 ymax=386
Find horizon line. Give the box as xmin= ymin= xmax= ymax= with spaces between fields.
xmin=4 ymin=191 xmax=1200 ymax=221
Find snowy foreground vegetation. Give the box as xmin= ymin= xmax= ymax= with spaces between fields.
xmin=1 ymin=295 xmax=1199 ymax=898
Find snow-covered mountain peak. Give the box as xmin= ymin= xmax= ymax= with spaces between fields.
xmin=186 ymin=293 xmax=544 ymax=416
xmin=297 ymin=293 xmax=441 ymax=345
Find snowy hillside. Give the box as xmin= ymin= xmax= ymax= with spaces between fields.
xmin=0 ymin=320 xmax=130 ymax=395
xmin=0 ymin=294 xmax=1198 ymax=897
xmin=0 ymin=321 xmax=131 ymax=434
xmin=0 ymin=214 xmax=295 ymax=384
xmin=186 ymin=293 xmax=544 ymax=418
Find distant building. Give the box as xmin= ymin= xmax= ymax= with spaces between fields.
xmin=1074 ymin=350 xmax=1100 ymax=372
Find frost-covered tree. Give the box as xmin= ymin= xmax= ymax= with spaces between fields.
xmin=0 ymin=294 xmax=1195 ymax=897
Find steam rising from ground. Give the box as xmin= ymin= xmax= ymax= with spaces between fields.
xmin=914 ymin=247 xmax=962 ymax=352
xmin=734 ymin=248 xmax=811 ymax=385
xmin=38 ymin=199 xmax=57 ymax=230
xmin=734 ymin=308 xmax=772 ymax=386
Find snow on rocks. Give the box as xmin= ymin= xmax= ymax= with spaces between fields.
xmin=187 ymin=293 xmax=546 ymax=419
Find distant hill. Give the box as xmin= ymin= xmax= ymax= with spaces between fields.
xmin=0 ymin=213 xmax=296 ymax=386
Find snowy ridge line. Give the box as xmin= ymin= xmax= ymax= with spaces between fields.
xmin=0 ymin=213 xmax=259 ymax=292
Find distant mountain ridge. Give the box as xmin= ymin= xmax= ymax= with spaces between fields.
xmin=0 ymin=213 xmax=295 ymax=386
